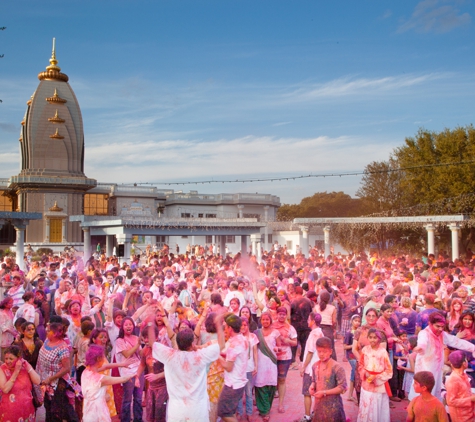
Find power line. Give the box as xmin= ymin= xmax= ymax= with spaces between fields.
xmin=122 ymin=159 xmax=475 ymax=186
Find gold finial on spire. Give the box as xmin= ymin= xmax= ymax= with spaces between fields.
xmin=46 ymin=37 xmax=61 ymax=72
xmin=39 ymin=39 xmax=69 ymax=82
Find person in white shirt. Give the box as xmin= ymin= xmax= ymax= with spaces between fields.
xmin=150 ymin=313 xmax=225 ymax=422
xmin=217 ymin=314 xmax=249 ymax=422
xmin=299 ymin=313 xmax=324 ymax=422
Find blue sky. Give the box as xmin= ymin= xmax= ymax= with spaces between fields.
xmin=1 ymin=0 xmax=474 ymax=204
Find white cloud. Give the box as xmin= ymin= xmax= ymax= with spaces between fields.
xmin=84 ymin=134 xmax=392 ymax=187
xmin=398 ymin=0 xmax=471 ymax=33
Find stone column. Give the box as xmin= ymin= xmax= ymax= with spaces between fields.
xmin=61 ymin=218 xmax=67 ymax=243
xmin=237 ymin=205 xmax=244 ymax=218
xmin=241 ymin=235 xmax=248 ymax=254
xmin=106 ymin=235 xmax=114 ymax=257
xmin=14 ymin=222 xmax=27 ymax=271
xmin=300 ymin=225 xmax=309 ymax=257
xmin=83 ymin=227 xmax=92 ymax=260
xmin=425 ymin=224 xmax=435 ymax=255
xmin=323 ymin=226 xmax=331 ymax=258
xmin=45 ymin=219 xmax=50 ymax=243
xmin=250 ymin=234 xmax=260 ymax=258
xmin=263 ymin=206 xmax=269 ymax=253
xmin=219 ymin=235 xmax=226 ymax=257
xmin=449 ymin=223 xmax=460 ymax=261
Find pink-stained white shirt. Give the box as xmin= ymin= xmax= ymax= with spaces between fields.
xmin=223 ymin=333 xmax=248 ymax=389
xmin=303 ymin=327 xmax=324 ymax=376
xmin=153 ymin=342 xmax=220 ymax=422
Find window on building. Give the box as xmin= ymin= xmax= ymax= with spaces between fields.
xmin=206 ymin=213 xmax=217 ymax=218
xmin=198 ymin=213 xmax=203 ymax=218
xmin=206 ymin=235 xmax=213 ymax=243
xmin=181 ymin=235 xmax=189 ymax=239
xmin=268 ymin=234 xmax=272 ymax=244
xmin=84 ymin=194 xmax=108 ymax=215
xmin=0 ymin=192 xmax=14 ymax=211
xmin=181 ymin=213 xmax=191 ymax=218
xmin=157 ymin=236 xmax=167 ymax=243
xmin=226 ymin=235 xmax=235 ymax=243
xmin=286 ymin=240 xmax=293 ymax=250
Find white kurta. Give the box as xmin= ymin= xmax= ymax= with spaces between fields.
xmin=153 ymin=342 xmax=220 ymax=422
xmin=408 ymin=328 xmax=475 ymax=401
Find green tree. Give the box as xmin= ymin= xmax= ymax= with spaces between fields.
xmin=276 ymin=191 xmax=363 ymax=221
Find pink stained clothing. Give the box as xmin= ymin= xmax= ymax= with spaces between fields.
xmin=358 ymin=345 xmax=392 ymax=394
xmin=81 ymin=369 xmax=111 ymax=422
xmin=152 ymin=342 xmax=220 ymax=422
xmin=115 ymin=336 xmax=141 ymax=377
xmin=244 ymin=332 xmax=259 ymax=372
xmin=254 ymin=329 xmax=280 ymax=388
xmin=0 ymin=363 xmax=35 ymax=422
xmin=407 ymin=395 xmax=449 ymax=422
xmin=303 ymin=327 xmax=324 ymax=376
xmin=0 ymin=309 xmax=15 ymax=347
xmin=223 ymin=333 xmax=249 ymax=389
xmin=376 ymin=316 xmax=395 ymax=349
xmin=273 ymin=322 xmax=297 ymax=361
xmin=409 ymin=328 xmax=475 ymax=401
xmin=13 ymin=302 xmax=35 ymax=324
xmin=445 ymin=371 xmax=475 ymax=422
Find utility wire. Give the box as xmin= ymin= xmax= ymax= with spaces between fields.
xmin=119 ymin=159 xmax=475 ymax=186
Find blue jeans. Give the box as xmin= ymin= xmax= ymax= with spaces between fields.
xmin=121 ymin=375 xmax=144 ymax=422
xmin=237 ymin=372 xmax=253 ymax=416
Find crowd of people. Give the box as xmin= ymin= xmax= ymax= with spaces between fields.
xmin=0 ymin=241 xmax=475 ymax=422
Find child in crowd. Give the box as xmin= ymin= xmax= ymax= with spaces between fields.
xmin=309 ymin=336 xmax=347 ymax=422
xmin=76 ymin=320 xmax=95 ymax=384
xmin=357 ymin=328 xmax=392 ymax=422
xmin=343 ymin=314 xmax=361 ymax=403
xmin=398 ymin=335 xmax=417 ymax=399
xmin=445 ymin=350 xmax=475 ymax=422
xmin=393 ymin=330 xmax=409 ymax=399
xmin=407 ymin=371 xmax=448 ymax=422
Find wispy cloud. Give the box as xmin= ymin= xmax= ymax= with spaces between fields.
xmin=279 ymin=73 xmax=448 ymax=103
xmin=381 ymin=9 xmax=393 ymax=19
xmin=272 ymin=121 xmax=292 ymax=127
xmin=398 ymin=0 xmax=471 ymax=33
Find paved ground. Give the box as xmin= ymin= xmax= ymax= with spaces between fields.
xmin=36 ymin=337 xmax=409 ymax=421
